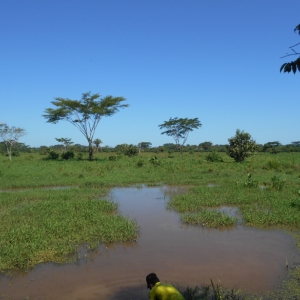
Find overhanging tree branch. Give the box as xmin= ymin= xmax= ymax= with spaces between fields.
xmin=280 ymin=24 xmax=300 ymax=74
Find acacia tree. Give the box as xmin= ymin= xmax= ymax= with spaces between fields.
xmin=55 ymin=138 xmax=73 ymax=151
xmin=226 ymin=129 xmax=258 ymax=162
xmin=93 ymin=138 xmax=102 ymax=153
xmin=280 ymin=24 xmax=300 ymax=74
xmin=43 ymin=92 xmax=128 ymax=160
xmin=158 ymin=117 xmax=202 ymax=154
xmin=138 ymin=142 xmax=152 ymax=153
xmin=0 ymin=124 xmax=26 ymax=160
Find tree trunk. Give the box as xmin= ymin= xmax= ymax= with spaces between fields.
xmin=179 ymin=145 xmax=183 ymax=155
xmin=88 ymin=141 xmax=94 ymax=161
xmin=5 ymin=144 xmax=12 ymax=160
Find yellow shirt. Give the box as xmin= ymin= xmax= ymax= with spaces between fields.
xmin=149 ymin=282 xmax=184 ymax=300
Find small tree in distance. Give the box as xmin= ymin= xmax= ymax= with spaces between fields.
xmin=0 ymin=124 xmax=26 ymax=160
xmin=93 ymin=138 xmax=102 ymax=153
xmin=159 ymin=117 xmax=202 ymax=154
xmin=138 ymin=142 xmax=152 ymax=153
xmin=226 ymin=129 xmax=258 ymax=162
xmin=55 ymin=138 xmax=73 ymax=151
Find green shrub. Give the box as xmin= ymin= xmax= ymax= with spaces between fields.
xmin=149 ymin=156 xmax=160 ymax=165
xmin=61 ymin=150 xmax=74 ymax=160
xmin=47 ymin=150 xmax=59 ymax=160
xmin=137 ymin=160 xmax=144 ymax=167
xmin=77 ymin=153 xmax=84 ymax=160
xmin=271 ymin=175 xmax=286 ymax=190
xmin=12 ymin=151 xmax=20 ymax=157
xmin=205 ymin=151 xmax=223 ymax=162
xmin=244 ymin=173 xmax=258 ymax=187
xmin=227 ymin=129 xmax=258 ymax=162
xmin=123 ymin=144 xmax=138 ymax=157
xmin=109 ymin=155 xmax=119 ymax=161
xmin=263 ymin=159 xmax=281 ymax=170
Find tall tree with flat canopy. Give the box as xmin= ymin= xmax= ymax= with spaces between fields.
xmin=43 ymin=92 xmax=128 ymax=160
xmin=159 ymin=117 xmax=202 ymax=154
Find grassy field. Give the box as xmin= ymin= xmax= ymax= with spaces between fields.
xmin=1 ymin=151 xmax=300 ymax=298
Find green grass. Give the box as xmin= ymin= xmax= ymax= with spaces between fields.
xmin=0 ymin=187 xmax=137 ymax=270
xmin=177 ymin=280 xmax=248 ymax=300
xmin=1 ymin=151 xmax=300 ymax=298
xmin=181 ymin=210 xmax=237 ymax=227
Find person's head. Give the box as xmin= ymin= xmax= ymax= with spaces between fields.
xmin=146 ymin=273 xmax=160 ymax=290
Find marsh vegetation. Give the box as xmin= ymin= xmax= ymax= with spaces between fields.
xmin=1 ymin=151 xmax=300 ymax=299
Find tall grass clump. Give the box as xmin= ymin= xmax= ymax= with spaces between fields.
xmin=182 ymin=210 xmax=237 ymax=228
xmin=178 ymin=280 xmax=246 ymax=300
xmin=205 ymin=151 xmax=223 ymax=163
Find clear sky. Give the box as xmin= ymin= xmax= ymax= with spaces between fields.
xmin=1 ymin=0 xmax=299 ymax=148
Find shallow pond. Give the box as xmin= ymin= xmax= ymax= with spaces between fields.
xmin=0 ymin=185 xmax=299 ymax=299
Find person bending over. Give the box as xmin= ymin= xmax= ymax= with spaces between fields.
xmin=146 ymin=273 xmax=184 ymax=300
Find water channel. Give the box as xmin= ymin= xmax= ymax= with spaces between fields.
xmin=0 ymin=185 xmax=299 ymax=299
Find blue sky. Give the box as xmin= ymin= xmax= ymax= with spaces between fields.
xmin=1 ymin=0 xmax=299 ymax=147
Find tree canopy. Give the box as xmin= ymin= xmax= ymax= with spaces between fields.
xmin=227 ymin=129 xmax=258 ymax=162
xmin=93 ymin=138 xmax=102 ymax=153
xmin=55 ymin=138 xmax=73 ymax=151
xmin=0 ymin=124 xmax=26 ymax=160
xmin=43 ymin=92 xmax=128 ymax=160
xmin=159 ymin=117 xmax=202 ymax=154
xmin=280 ymin=24 xmax=300 ymax=74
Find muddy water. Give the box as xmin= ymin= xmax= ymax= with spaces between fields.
xmin=1 ymin=185 xmax=300 ymax=299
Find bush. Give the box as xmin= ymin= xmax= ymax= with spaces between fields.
xmin=61 ymin=150 xmax=74 ymax=160
xmin=244 ymin=173 xmax=258 ymax=187
xmin=109 ymin=155 xmax=118 ymax=161
xmin=39 ymin=147 xmax=50 ymax=155
xmin=271 ymin=175 xmax=286 ymax=190
xmin=205 ymin=151 xmax=223 ymax=162
xmin=123 ymin=144 xmax=138 ymax=157
xmin=263 ymin=159 xmax=281 ymax=170
xmin=77 ymin=152 xmax=84 ymax=160
xmin=47 ymin=150 xmax=59 ymax=160
xmin=227 ymin=129 xmax=258 ymax=162
xmin=137 ymin=160 xmax=144 ymax=167
xmin=5 ymin=151 xmax=20 ymax=157
xmin=149 ymin=156 xmax=160 ymax=165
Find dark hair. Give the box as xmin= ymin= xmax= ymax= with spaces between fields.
xmin=146 ymin=273 xmax=160 ymax=289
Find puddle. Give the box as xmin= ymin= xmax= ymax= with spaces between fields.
xmin=0 ymin=186 xmax=73 ymax=192
xmin=0 ymin=185 xmax=299 ymax=300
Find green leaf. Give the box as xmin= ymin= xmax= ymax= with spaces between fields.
xmin=280 ymin=63 xmax=287 ymax=73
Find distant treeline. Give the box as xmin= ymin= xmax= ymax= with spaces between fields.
xmin=1 ymin=141 xmax=300 ymax=156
